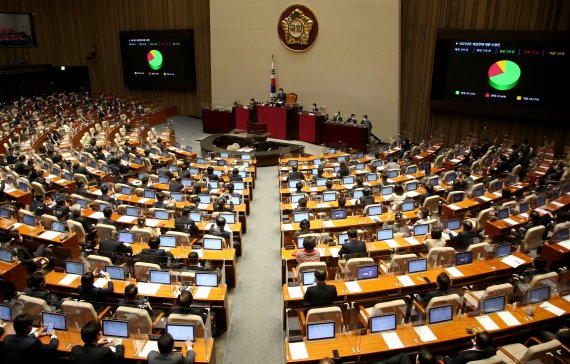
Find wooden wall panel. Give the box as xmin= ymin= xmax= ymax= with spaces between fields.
xmin=401 ymin=0 xmax=570 ymax=151
xmin=0 ymin=0 xmax=210 ymax=116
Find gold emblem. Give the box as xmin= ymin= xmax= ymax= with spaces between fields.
xmin=277 ymin=5 xmax=318 ymax=52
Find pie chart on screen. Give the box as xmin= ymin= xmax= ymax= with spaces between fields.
xmin=147 ymin=50 xmax=163 ymax=70
xmin=488 ymin=60 xmax=520 ymax=91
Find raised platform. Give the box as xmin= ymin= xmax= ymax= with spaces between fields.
xmin=200 ymin=130 xmax=304 ymax=166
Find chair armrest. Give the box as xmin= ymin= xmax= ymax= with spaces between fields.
xmin=413 ymin=300 xmax=427 ymax=314
xmin=523 ymin=336 xmax=543 ymax=347
xmin=298 ymin=310 xmax=307 ymax=337
xmin=358 ymin=306 xmax=370 ymax=329
xmin=98 ymin=306 xmax=113 ymax=321
xmin=464 ymin=290 xmax=480 ymax=304
xmin=152 ymin=312 xmax=165 ymax=329
xmin=498 ymin=347 xmax=522 ymax=364
xmin=291 ymin=267 xmax=299 ymax=281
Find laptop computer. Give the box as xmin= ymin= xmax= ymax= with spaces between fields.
xmin=159 ymin=235 xmax=177 ymax=248
xmin=322 ymin=191 xmax=337 ymax=202
xmin=495 ymin=243 xmax=511 ymax=258
xmin=529 ymin=285 xmax=550 ymax=304
xmin=293 ymin=212 xmax=310 ymax=223
xmin=483 ymin=295 xmax=505 ymax=314
xmin=406 ymin=182 xmax=418 ymax=191
xmin=0 ymin=304 xmax=11 ymax=321
xmin=370 ymin=313 xmax=396 ymax=333
xmin=0 ymin=207 xmax=11 ymax=219
xmin=357 ymin=265 xmax=379 ymax=280
xmin=455 ymin=251 xmax=473 ymax=266
xmin=0 ymin=248 xmax=13 ymax=263
xmin=125 ymin=206 xmax=140 ymax=217
xmin=154 ymin=210 xmax=169 ymax=220
xmin=144 ymin=190 xmax=156 ymax=199
xmin=23 ymin=214 xmax=36 ymax=227
xmin=407 ymin=258 xmax=427 ymax=274
xmin=51 ymin=221 xmax=66 ymax=233
xmin=105 ymin=266 xmax=126 ymax=280
xmin=219 ymin=212 xmax=236 ymax=224
xmin=497 ymin=208 xmax=510 ymax=220
xmin=367 ymin=205 xmax=383 ymax=217
xmin=337 ymin=233 xmax=349 ymax=245
xmin=428 ymin=177 xmax=439 ymax=186
xmin=102 ymin=319 xmax=129 ymax=338
xmin=166 ymin=323 xmax=195 ymax=342
xmin=65 ymin=260 xmax=84 ymax=275
xmin=302 ymin=271 xmax=316 ymax=286
xmin=118 ymin=231 xmax=134 ymax=244
xmin=42 ymin=312 xmax=67 ymax=332
xmin=149 ymin=270 xmax=171 ymax=284
xmin=203 ymin=237 xmax=223 ymax=250
xmin=195 ymin=272 xmax=218 ymax=287
xmin=376 ymin=229 xmax=393 ymax=241
xmin=331 ymin=209 xmax=347 ymax=220
xmin=307 ymin=321 xmax=335 ymax=341
xmin=428 ymin=304 xmax=453 ymax=324
xmin=402 ymin=201 xmax=415 ymax=212
xmin=413 ymin=224 xmax=429 ymax=236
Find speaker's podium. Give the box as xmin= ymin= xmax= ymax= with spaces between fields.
xmin=257 ymin=103 xmax=299 ymax=140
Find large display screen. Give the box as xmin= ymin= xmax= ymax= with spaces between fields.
xmin=430 ymin=30 xmax=569 ymax=121
xmin=119 ymin=29 xmax=196 ymax=90
xmin=0 ymin=12 xmax=36 ymax=47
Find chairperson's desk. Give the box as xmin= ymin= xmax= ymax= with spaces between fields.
xmin=284 ymin=295 xmax=570 ymax=363
xmin=323 ymin=122 xmax=370 ymax=150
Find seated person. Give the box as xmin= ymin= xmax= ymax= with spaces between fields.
xmin=98 ymin=230 xmax=133 ymax=262
xmin=30 ymin=194 xmax=52 ymax=216
xmin=169 ymin=177 xmax=185 ymax=192
xmin=174 ymin=207 xmax=199 ymax=236
xmin=186 ymin=251 xmax=207 ymax=271
xmin=292 ymin=197 xmax=312 ymax=215
xmin=98 ymin=184 xmax=116 ymax=205
xmin=74 ymin=180 xmax=90 ymax=197
xmin=98 ymin=206 xmax=117 ymax=228
xmin=131 ymin=216 xmax=160 ymax=237
xmin=446 ymin=220 xmax=480 ymax=252
xmin=443 ymin=331 xmax=496 ymax=364
xmin=351 ymin=176 xmax=366 ymax=190
xmin=538 ymin=326 xmax=570 ymax=346
xmin=204 ymin=166 xmax=219 ymax=181
xmin=390 ymin=184 xmax=406 ymax=208
xmin=303 ymin=269 xmax=338 ymax=308
xmin=336 ymin=162 xmax=350 ymax=178
xmin=358 ymin=188 xmax=375 ymax=209
xmin=147 ymin=333 xmax=195 ymax=364
xmin=2 ymin=313 xmax=59 ymax=363
xmin=521 ymin=255 xmax=547 ymax=279
xmin=292 ymin=219 xmax=312 ymax=240
xmin=71 ymin=320 xmax=125 ymax=364
xmin=52 ymin=197 xmax=70 ymax=220
xmin=346 ymin=113 xmax=357 ymax=124
xmin=156 ymin=162 xmax=173 ymax=178
xmin=323 ymin=180 xmax=334 ymax=192
xmin=292 ymin=236 xmax=320 ymax=264
xmin=424 ymin=228 xmax=446 ymax=251
xmin=338 ymin=228 xmax=366 ymax=258
xmin=373 ymin=348 xmax=435 ymax=364
xmin=153 ymin=191 xmax=175 ymax=210
xmin=229 ymin=168 xmax=243 ymax=182
xmin=208 ymin=216 xmax=231 ymax=240
xmin=335 ymin=195 xmax=349 ymax=216
xmin=118 ymin=283 xmax=153 ymax=315
xmin=289 ymin=166 xmax=305 ymax=181
xmin=171 ymin=290 xmax=210 ymax=324
xmin=77 ymin=271 xmax=115 ymax=304
xmin=139 ymin=236 xmax=174 ymax=268
xmin=414 ymin=272 xmax=455 ymax=306
xmin=6 ymin=231 xmax=48 ymax=273
xmin=23 ymin=272 xmax=64 ymax=309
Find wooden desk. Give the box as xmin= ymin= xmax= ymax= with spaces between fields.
xmin=2 ymin=185 xmax=32 ymax=206
xmin=202 ymin=108 xmax=235 ymax=134
xmin=323 ymin=122 xmax=370 ymax=151
xmin=541 ymin=241 xmax=570 ymax=271
xmin=0 ymin=260 xmax=27 ymax=291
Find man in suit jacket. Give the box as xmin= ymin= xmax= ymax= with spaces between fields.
xmin=288 ymin=166 xmax=305 ymax=181
xmin=71 ymin=320 xmax=125 ymax=364
xmin=338 ymin=228 xmax=367 ymax=258
xmin=140 ymin=237 xmax=174 ymax=267
xmin=23 ymin=272 xmax=64 ymax=309
xmin=373 ymin=349 xmax=435 ymax=364
xmin=444 ymin=331 xmax=496 ymax=364
xmin=1 ymin=313 xmax=59 ymax=364
xmin=303 ymin=269 xmax=338 ymax=308
xmin=147 ymin=333 xmax=195 ymax=364
xmin=446 ymin=220 xmax=481 ymax=252
xmin=98 ymin=231 xmax=132 ymax=262
xmin=77 ymin=271 xmax=115 ymax=304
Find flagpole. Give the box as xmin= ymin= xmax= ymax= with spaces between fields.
xmin=270 ymin=54 xmax=276 ymax=103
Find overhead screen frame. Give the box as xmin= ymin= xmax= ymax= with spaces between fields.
xmin=430 ymin=29 xmax=570 ymax=122
xmin=0 ymin=12 xmax=37 ymax=48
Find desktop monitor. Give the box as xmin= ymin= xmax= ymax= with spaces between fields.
xmin=196 ymin=158 xmax=205 ymax=164
xmin=0 ymin=207 xmax=10 ymax=218
xmin=413 ymin=224 xmax=429 ymax=236
xmin=0 ymin=304 xmax=11 ymax=321
xmin=312 ymin=168 xmax=318 ymax=175
xmin=42 ymin=312 xmax=67 ymax=331
xmin=382 ymin=186 xmax=394 ymax=196
xmin=242 ymin=154 xmax=251 ymax=160
xmin=63 ymin=172 xmax=73 ymax=181
xmin=189 ymin=211 xmax=202 ymax=222
xmin=367 ymin=205 xmax=383 ymax=217
xmin=65 ymin=261 xmax=84 ymax=275
xmin=102 ymin=319 xmax=129 ymax=338
xmin=98 ymin=203 xmax=111 ymax=212
xmin=307 ymin=322 xmax=335 ymax=341
xmin=154 ymin=210 xmax=169 ymax=220
xmin=144 ymin=190 xmax=156 ymax=199
xmin=293 ymin=212 xmax=310 ymax=223
xmin=302 ymin=271 xmax=316 ymax=286
xmin=387 ymin=170 xmax=399 ymax=178
xmin=342 ymin=176 xmax=355 ymax=185
xmin=337 ymin=233 xmax=349 ymax=245
xmin=497 ymin=208 xmax=510 ymax=220
xmin=446 ymin=219 xmax=461 ymax=231
xmin=296 ymin=237 xmax=305 ymax=249
xmin=407 ymin=166 xmax=418 ymax=174
xmin=125 ymin=206 xmax=140 ymax=217
xmin=105 ymin=266 xmax=126 ymax=280
xmin=452 ymin=193 xmax=464 ymax=203
xmin=158 ymin=176 xmax=169 ymax=184
xmin=494 ymin=181 xmax=503 ymax=192
xmin=195 ymin=272 xmax=218 ymax=287
xmin=370 ymin=314 xmax=397 ymax=333
xmin=495 ymin=243 xmax=512 ymax=258
xmin=518 ymin=202 xmax=530 ymax=214
xmin=407 ymin=258 xmax=428 ymax=274
xmin=554 ymin=228 xmax=569 ymax=242
xmin=198 ymin=194 xmax=211 ymax=204
xmin=367 ymin=173 xmax=378 ymax=182
xmin=159 ymin=235 xmax=176 ymax=248
xmin=406 ymin=182 xmax=418 ymax=191
xmin=233 ymin=181 xmax=245 ymax=190
xmin=207 ymin=181 xmax=219 ymax=189
xmin=537 ymin=196 xmax=547 ymax=207
xmin=0 ymin=248 xmax=12 ymax=263
xmin=149 ymin=270 xmax=171 ymax=284
xmin=166 ymin=324 xmax=195 ymax=342
xmin=353 ymin=190 xmax=364 ymax=200
xmin=331 ymin=209 xmax=347 ymax=220
xmin=23 ymin=214 xmax=36 ymax=227
xmin=289 ymin=179 xmax=301 ymax=188
xmin=377 ymin=229 xmax=393 ymax=241
xmin=76 ymin=198 xmax=88 ymax=209
xmin=322 ymin=191 xmax=337 ymax=202
xmin=529 ymin=285 xmax=550 ymax=304
xmin=52 ymin=221 xmax=66 ymax=233
xmin=118 ymin=231 xmax=134 ymax=244
xmin=337 ymin=156 xmax=346 ymax=163
xmin=219 ymin=212 xmax=235 ymax=224
xmin=316 ymin=178 xmax=327 ymax=187
xmin=291 ymin=193 xmax=305 ymax=204
xmin=287 ymin=160 xmax=298 ymax=168
xmin=203 ymin=237 xmax=223 ymax=250
xmin=472 ymin=186 xmax=485 ymax=198
xmin=120 ymin=186 xmax=132 ymax=195
xmin=428 ymin=177 xmax=439 ymax=186
xmin=429 ymin=305 xmax=453 ymax=324
xmin=171 ymin=192 xmax=183 ymax=202
xmin=181 ymin=178 xmax=193 ymax=187
xmin=357 ymin=265 xmax=379 ymax=280
xmin=483 ymin=295 xmax=506 ymax=314
xmin=402 ymin=201 xmax=415 ymax=212
xmin=455 ymin=251 xmax=473 ymax=266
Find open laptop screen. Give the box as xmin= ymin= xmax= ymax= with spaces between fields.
xmin=159 ymin=235 xmax=176 ymax=248
xmin=495 ymin=244 xmax=511 ymax=258
xmin=42 ymin=312 xmax=67 ymax=331
xmin=0 ymin=304 xmax=11 ymax=321
xmin=367 ymin=205 xmax=383 ymax=217
xmin=149 ymin=270 xmax=171 ymax=284
xmin=0 ymin=248 xmax=12 ymax=263
xmin=455 ymin=251 xmax=473 ymax=266
xmin=307 ymin=322 xmax=335 ymax=341
xmin=105 ymin=266 xmax=126 ymax=280
xmin=376 ymin=229 xmax=393 ymax=241
xmin=203 ymin=237 xmax=223 ymax=250
xmin=370 ymin=314 xmax=396 ymax=333
xmin=293 ymin=212 xmax=310 ymax=223
xmin=66 ymin=261 xmax=84 ymax=275
xmin=195 ymin=273 xmax=218 ymax=287
xmin=102 ymin=319 xmax=129 ymax=338
xmin=429 ymin=304 xmax=453 ymax=324
xmin=302 ymin=271 xmax=316 ymax=286
xmin=357 ymin=265 xmax=379 ymax=280
xmin=413 ymin=224 xmax=429 ymax=236
xmin=483 ymin=295 xmax=505 ymax=314
xmin=118 ymin=231 xmax=134 ymax=244
xmin=166 ymin=324 xmax=195 ymax=342
xmin=529 ymin=285 xmax=550 ymax=304
xmin=407 ymin=258 xmax=427 ymax=274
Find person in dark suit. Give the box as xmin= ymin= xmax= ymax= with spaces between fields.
xmin=52 ymin=197 xmax=70 ymax=221
xmin=443 ymin=331 xmax=496 ymax=364
xmin=98 ymin=184 xmax=116 ymax=205
xmin=373 ymin=349 xmax=435 ymax=364
xmin=23 ymin=272 xmax=64 ymax=309
xmin=169 ymin=177 xmax=185 ymax=192
xmin=338 ymin=228 xmax=367 ymax=258
xmin=77 ymin=271 xmax=115 ymax=304
xmin=74 ymin=181 xmax=90 ymax=197
xmin=204 ymin=166 xmax=219 ymax=181
xmin=288 ymin=166 xmax=305 ymax=181
xmin=229 ymin=168 xmax=243 ymax=182
xmin=147 ymin=333 xmax=195 ymax=364
xmin=118 ymin=284 xmax=154 ymax=315
xmin=171 ymin=289 xmax=209 ymax=324
xmin=346 ymin=114 xmax=357 ymax=124
xmin=157 ymin=162 xmax=174 ymax=178
xmin=1 ymin=313 xmax=59 ymax=364
xmin=153 ymin=191 xmax=176 ymax=210
xmin=139 ymin=237 xmax=174 ymax=268
xmin=303 ymin=269 xmax=338 ymax=308
xmin=174 ymin=207 xmax=199 ymax=236
xmin=414 ymin=272 xmax=454 ymax=306
xmin=7 ymin=231 xmax=47 ymax=273
xmin=98 ymin=231 xmax=132 ymax=262
xmin=446 ymin=220 xmax=480 ymax=252
xmin=208 ymin=216 xmax=231 ymax=240
xmin=358 ymin=188 xmax=375 ymax=209
xmin=71 ymin=320 xmax=125 ymax=364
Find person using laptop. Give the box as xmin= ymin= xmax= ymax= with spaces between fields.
xmin=98 ymin=206 xmax=118 ymax=228
xmin=446 ymin=220 xmax=480 ymax=252
xmin=292 ymin=236 xmax=320 ymax=264
xmin=119 ymin=284 xmax=153 ymax=315
xmin=74 ymin=180 xmax=90 ymax=197
xmin=23 ymin=272 xmax=65 ymax=309
xmin=98 ymin=184 xmax=116 ymax=205
xmin=414 ymin=272 xmax=455 ymax=308
xmin=390 ymin=184 xmax=406 ymax=210
xmin=139 ymin=237 xmax=174 ymax=268
xmin=293 ymin=219 xmax=312 ymax=240
xmin=153 ymin=191 xmax=176 ymax=210
xmin=229 ymin=168 xmax=243 ymax=182
xmin=443 ymin=331 xmax=496 ymax=364
xmin=338 ymin=228 xmax=367 ymax=258
xmin=292 ymin=197 xmax=312 ymax=215
xmin=334 ymin=196 xmax=349 ymax=218
xmin=186 ymin=252 xmax=207 ymax=271
xmin=288 ymin=165 xmax=305 ymax=181
xmin=171 ymin=290 xmax=211 ymax=326
xmin=424 ymin=228 xmax=446 ymax=252
xmin=6 ymin=231 xmax=49 ymax=273
xmin=2 ymin=313 xmax=59 ymax=364
xmin=131 ymin=216 xmax=160 ymax=238
xmin=169 ymin=177 xmax=185 ymax=193
xmin=372 ymin=348 xmax=435 ymax=364
xmin=71 ymin=320 xmax=125 ymax=364
xmin=521 ymin=255 xmax=547 ymax=278
xmin=98 ymin=230 xmax=133 ymax=263
xmin=204 ymin=166 xmax=219 ymax=181
xmin=70 ymin=204 xmax=97 ymax=240
xmin=147 ymin=332 xmax=195 ymax=364
xmin=357 ymin=188 xmax=375 ymax=210
xmin=157 ymin=162 xmax=174 ymax=178
xmin=77 ymin=271 xmax=115 ymax=305
xmin=303 ymin=269 xmax=338 ymax=308
xmin=174 ymin=207 xmax=199 ymax=236
xmin=207 ymin=216 xmax=231 ymax=241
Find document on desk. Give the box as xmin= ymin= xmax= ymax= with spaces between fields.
xmin=345 ymin=281 xmax=362 ymax=293
xmin=413 ymin=326 xmax=437 ymax=342
xmin=137 ymin=197 xmax=150 ymax=203
xmin=10 ymin=223 xmax=22 ymax=230
xmin=58 ymin=274 xmax=79 ymax=286
xmin=557 ymin=240 xmax=570 ymax=250
xmin=192 ymin=249 xmax=204 ymax=258
xmin=329 ymin=248 xmax=340 ymax=258
xmin=137 ymin=340 xmax=158 ymax=357
xmin=564 ymin=294 xmax=570 ymax=302
xmin=38 ymin=231 xmax=61 ymax=240
xmin=384 ymin=239 xmax=400 ymax=248
xmin=309 ymin=187 xmax=319 ymax=192
xmin=475 ymin=315 xmax=500 ymax=331
xmin=287 ymin=286 xmax=303 ymax=299
xmin=404 ymin=237 xmax=421 ymax=245
xmin=193 ymin=287 xmax=211 ymax=299
xmin=117 ymin=215 xmax=138 ymax=223
xmin=323 ymin=220 xmax=335 ymax=228
xmin=551 ymin=201 xmax=564 ymax=207
xmin=382 ymin=332 xmax=404 ymax=349
xmin=447 ymin=204 xmax=460 ymax=210
xmin=397 ymin=275 xmax=415 ymax=287
xmin=496 ymin=311 xmax=521 ymax=326
xmin=502 ymin=218 xmax=518 ymax=226
xmin=198 ymin=203 xmax=210 ymax=210
xmin=534 ymin=208 xmax=548 ymax=214
xmin=92 ymin=189 xmax=103 ymax=196
xmin=145 ymin=219 xmax=161 ymax=227
xmin=136 ymin=282 xmax=161 ymax=295
xmin=281 ymin=223 xmax=293 ymax=231
xmin=317 ymin=248 xmax=325 ymax=256
xmin=406 ymin=191 xmax=420 ymax=198
xmin=289 ymin=342 xmax=309 ymax=360
xmin=478 ymin=196 xmax=491 ymax=202
xmin=89 ymin=211 xmax=105 ymax=219
xmin=370 ymin=216 xmax=382 ymax=223
xmin=539 ymin=302 xmax=565 ymax=316
xmin=93 ymin=278 xmax=108 ymax=288
xmin=500 ymin=255 xmax=525 ymax=268
xmin=492 ymin=191 xmax=502 ymax=197
xmin=445 ymin=266 xmax=464 ymax=278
